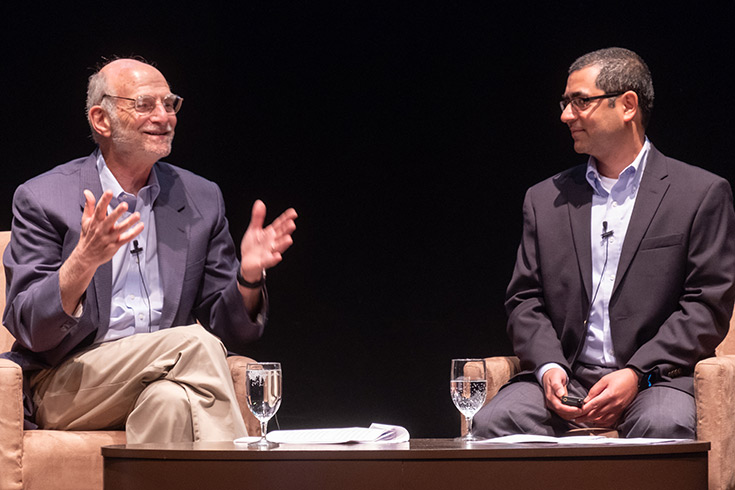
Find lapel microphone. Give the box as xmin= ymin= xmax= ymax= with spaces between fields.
xmin=130 ymin=240 xmax=144 ymax=257
xmin=585 ymin=221 xmax=614 ymax=328
xmin=602 ymin=221 xmax=614 ymax=239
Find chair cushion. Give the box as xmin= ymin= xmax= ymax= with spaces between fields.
xmin=694 ymin=355 xmax=735 ymax=490
xmin=22 ymin=430 xmax=126 ymax=490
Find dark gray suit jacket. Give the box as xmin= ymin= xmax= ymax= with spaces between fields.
xmin=2 ymin=153 xmax=266 ymax=374
xmin=506 ymin=146 xmax=735 ymax=395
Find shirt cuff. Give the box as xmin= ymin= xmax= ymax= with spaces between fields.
xmin=536 ymin=362 xmax=567 ymax=385
xmin=72 ymin=301 xmax=84 ymax=318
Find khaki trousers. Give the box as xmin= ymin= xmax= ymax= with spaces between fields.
xmin=30 ymin=324 xmax=249 ymax=443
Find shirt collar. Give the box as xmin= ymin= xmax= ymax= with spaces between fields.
xmin=585 ymin=138 xmax=651 ymax=196
xmin=95 ymin=149 xmax=160 ymax=212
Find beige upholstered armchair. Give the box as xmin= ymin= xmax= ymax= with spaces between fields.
xmin=0 ymin=231 xmax=261 ymax=490
xmin=469 ymin=317 xmax=735 ymax=490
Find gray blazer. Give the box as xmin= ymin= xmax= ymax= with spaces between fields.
xmin=2 ymin=153 xmax=266 ymax=373
xmin=505 ymin=145 xmax=735 ymax=394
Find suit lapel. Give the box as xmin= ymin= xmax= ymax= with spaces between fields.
xmin=560 ymin=167 xmax=594 ymax=301
xmin=613 ymin=147 xmax=670 ymax=295
xmin=79 ymin=154 xmax=112 ymax=330
xmin=152 ymin=163 xmax=189 ymax=328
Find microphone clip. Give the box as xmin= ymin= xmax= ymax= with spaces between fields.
xmin=130 ymin=240 xmax=143 ymax=256
xmin=601 ymin=221 xmax=614 ymax=240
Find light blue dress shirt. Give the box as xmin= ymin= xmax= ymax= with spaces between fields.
xmin=93 ymin=151 xmax=164 ymax=343
xmin=536 ymin=139 xmax=651 ymax=384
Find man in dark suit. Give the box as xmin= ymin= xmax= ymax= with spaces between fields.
xmin=2 ymin=58 xmax=297 ymax=442
xmin=474 ymin=47 xmax=735 ymax=438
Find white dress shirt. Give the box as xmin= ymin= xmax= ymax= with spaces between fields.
xmin=536 ymin=139 xmax=651 ymax=384
xmin=94 ymin=151 xmax=164 ymax=343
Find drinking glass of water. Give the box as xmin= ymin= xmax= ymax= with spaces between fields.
xmin=246 ymin=362 xmax=282 ymax=448
xmin=450 ymin=358 xmax=487 ymax=441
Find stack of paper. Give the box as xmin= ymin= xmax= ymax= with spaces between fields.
xmin=235 ymin=423 xmax=409 ymax=445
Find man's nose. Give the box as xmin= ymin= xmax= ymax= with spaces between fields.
xmin=560 ymin=103 xmax=576 ymax=123
xmin=149 ymin=100 xmax=171 ymax=120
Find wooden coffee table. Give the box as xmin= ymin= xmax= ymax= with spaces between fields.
xmin=102 ymin=438 xmax=708 ymax=490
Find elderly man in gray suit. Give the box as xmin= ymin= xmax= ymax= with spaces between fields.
xmin=2 ymin=58 xmax=297 ymax=443
xmin=474 ymin=47 xmax=735 ymax=438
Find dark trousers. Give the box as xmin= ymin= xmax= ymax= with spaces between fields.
xmin=473 ymin=363 xmax=696 ymax=439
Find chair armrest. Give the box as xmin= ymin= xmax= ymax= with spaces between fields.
xmin=227 ymin=355 xmax=261 ymax=436
xmin=694 ymin=354 xmax=735 ymax=490
xmin=485 ymin=356 xmax=521 ymax=401
xmin=461 ymin=356 xmax=520 ymax=435
xmin=0 ymin=359 xmax=24 ymax=489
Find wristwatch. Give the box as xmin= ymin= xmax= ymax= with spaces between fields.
xmin=237 ymin=268 xmax=265 ymax=289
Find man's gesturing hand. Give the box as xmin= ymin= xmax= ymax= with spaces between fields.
xmin=239 ymin=200 xmax=298 ymax=282
xmin=77 ymin=190 xmax=144 ymax=268
xmin=59 ymin=189 xmax=143 ymax=315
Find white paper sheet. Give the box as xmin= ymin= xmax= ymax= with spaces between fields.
xmin=234 ymin=423 xmax=410 ymax=445
xmin=475 ymin=434 xmax=690 ymax=445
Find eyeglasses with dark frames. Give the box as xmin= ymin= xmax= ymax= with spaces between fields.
xmin=103 ymin=93 xmax=183 ymax=114
xmin=559 ymin=92 xmax=624 ymax=112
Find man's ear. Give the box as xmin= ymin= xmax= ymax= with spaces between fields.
xmin=620 ymin=90 xmax=639 ymax=123
xmin=89 ymin=106 xmax=112 ymax=138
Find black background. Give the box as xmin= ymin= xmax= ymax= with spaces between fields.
xmin=3 ymin=2 xmax=734 ymax=438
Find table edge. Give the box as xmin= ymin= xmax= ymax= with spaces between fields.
xmin=102 ymin=438 xmax=710 ymax=461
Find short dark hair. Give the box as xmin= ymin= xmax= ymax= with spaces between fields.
xmin=569 ymin=47 xmax=654 ymax=128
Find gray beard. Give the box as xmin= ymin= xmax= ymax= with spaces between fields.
xmin=110 ymin=126 xmax=174 ymax=160
xmin=107 ymin=110 xmax=174 ymax=160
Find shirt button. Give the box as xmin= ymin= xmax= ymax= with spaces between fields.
xmin=612 ymin=202 xmax=618 ymax=207
xmin=138 ymin=314 xmax=144 ymax=321
xmin=610 ymin=274 xmax=616 ymax=282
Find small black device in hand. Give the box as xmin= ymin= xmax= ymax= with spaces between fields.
xmin=561 ymin=395 xmax=584 ymax=408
